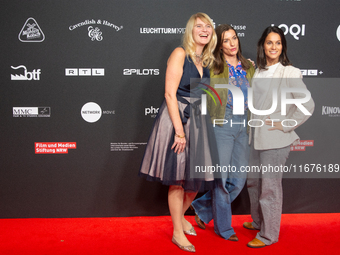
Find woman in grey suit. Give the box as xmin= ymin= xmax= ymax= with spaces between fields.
xmin=244 ymin=26 xmax=315 ymax=248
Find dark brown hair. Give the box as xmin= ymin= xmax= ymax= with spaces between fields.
xmin=212 ymin=24 xmax=250 ymax=75
xmin=257 ymin=26 xmax=291 ymax=70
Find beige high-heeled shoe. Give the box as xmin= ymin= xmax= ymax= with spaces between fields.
xmin=172 ymin=237 xmax=196 ymax=253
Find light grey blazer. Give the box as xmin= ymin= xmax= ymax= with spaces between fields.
xmin=250 ymin=63 xmax=315 ymax=150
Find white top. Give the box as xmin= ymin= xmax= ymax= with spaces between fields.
xmin=252 ymin=63 xmax=279 ymax=118
xmin=256 ymin=63 xmax=280 ymax=78
xmin=249 ymin=63 xmax=315 ymax=150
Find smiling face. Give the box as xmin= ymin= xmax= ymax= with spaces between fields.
xmin=192 ymin=17 xmax=213 ymax=47
xmin=220 ymin=29 xmax=239 ymax=58
xmin=264 ymin=32 xmax=283 ymax=65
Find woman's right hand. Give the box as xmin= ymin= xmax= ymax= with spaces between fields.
xmin=265 ymin=118 xmax=283 ymax=131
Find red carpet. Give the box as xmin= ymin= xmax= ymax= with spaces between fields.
xmin=0 ymin=214 xmax=339 ymax=255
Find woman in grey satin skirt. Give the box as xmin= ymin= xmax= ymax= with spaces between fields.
xmin=139 ymin=13 xmax=217 ymax=252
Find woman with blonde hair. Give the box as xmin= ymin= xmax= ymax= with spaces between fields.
xmin=139 ymin=13 xmax=217 ymax=252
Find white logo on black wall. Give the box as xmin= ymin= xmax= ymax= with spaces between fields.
xmin=300 ymin=69 xmax=323 ymax=76
xmin=322 ymin=106 xmax=340 ymax=117
xmin=271 ymin=23 xmax=305 ymax=40
xmin=65 ymin=68 xmax=105 ymax=76
xmin=123 ymin=69 xmax=159 ymax=75
xmin=81 ymin=102 xmax=102 ymax=123
xmin=229 ymin=24 xmax=246 ymax=37
xmin=11 ymin=65 xmax=41 ymax=80
xmin=69 ymin=19 xmax=123 ymax=41
xmin=81 ymin=102 xmax=115 ymax=123
xmin=13 ymin=107 xmax=50 ymax=117
xmin=88 ymin=26 xmax=103 ymax=41
xmin=145 ymin=106 xmax=159 ymax=118
xmin=19 ymin=17 xmax=45 ymax=42
xmin=140 ymin=27 xmax=185 ymax=34
xmin=337 ymin=25 xmax=340 ymax=41
xmin=210 ymin=22 xmax=246 ymax=37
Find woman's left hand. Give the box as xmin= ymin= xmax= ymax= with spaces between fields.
xmin=247 ymin=58 xmax=256 ymax=68
xmin=265 ymin=118 xmax=283 ymax=131
xmin=171 ymin=135 xmax=186 ymax=154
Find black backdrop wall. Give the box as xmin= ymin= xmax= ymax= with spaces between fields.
xmin=1 ymin=0 xmax=340 ymax=218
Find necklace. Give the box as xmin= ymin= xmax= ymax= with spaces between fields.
xmin=194 ymin=52 xmax=203 ymax=63
xmin=195 ymin=52 xmax=203 ymax=58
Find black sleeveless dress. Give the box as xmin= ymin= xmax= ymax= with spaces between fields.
xmin=139 ymin=55 xmax=217 ymax=192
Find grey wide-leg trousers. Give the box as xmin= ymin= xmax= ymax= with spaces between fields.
xmin=247 ymin=142 xmax=291 ymax=245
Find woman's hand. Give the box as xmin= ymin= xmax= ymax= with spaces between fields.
xmin=247 ymin=58 xmax=256 ymax=68
xmin=265 ymin=118 xmax=283 ymax=131
xmin=171 ymin=134 xmax=186 ymax=154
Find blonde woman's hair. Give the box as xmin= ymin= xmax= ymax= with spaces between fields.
xmin=182 ymin=13 xmax=217 ymax=68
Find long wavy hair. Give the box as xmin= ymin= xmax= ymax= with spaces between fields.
xmin=212 ymin=24 xmax=250 ymax=75
xmin=257 ymin=26 xmax=291 ymax=70
xmin=182 ymin=13 xmax=217 ymax=68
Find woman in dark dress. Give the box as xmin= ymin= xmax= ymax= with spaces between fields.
xmin=139 ymin=13 xmax=217 ymax=252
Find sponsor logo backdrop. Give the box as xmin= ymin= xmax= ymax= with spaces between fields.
xmin=1 ymin=0 xmax=340 ymax=218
